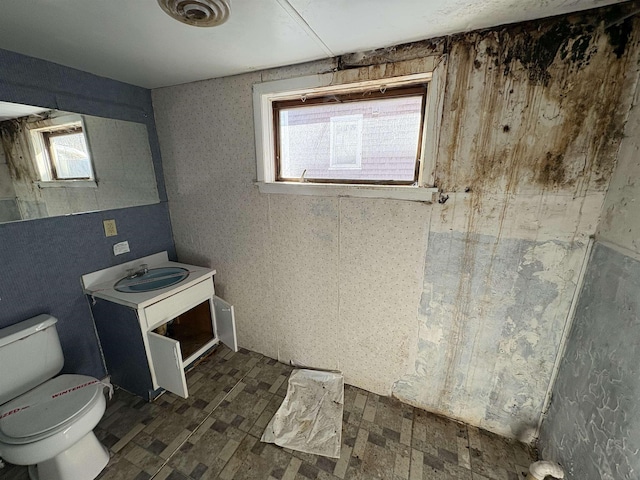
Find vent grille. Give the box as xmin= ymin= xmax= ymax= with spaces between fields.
xmin=158 ymin=0 xmax=230 ymax=27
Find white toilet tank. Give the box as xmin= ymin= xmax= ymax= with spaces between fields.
xmin=0 ymin=314 xmax=64 ymax=405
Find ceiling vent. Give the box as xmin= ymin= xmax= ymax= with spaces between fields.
xmin=157 ymin=0 xmax=230 ymax=27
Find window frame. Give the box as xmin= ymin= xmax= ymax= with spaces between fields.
xmin=272 ymin=84 xmax=428 ymax=185
xmin=253 ymin=68 xmax=443 ymax=202
xmin=27 ymin=114 xmax=97 ymax=187
xmin=41 ymin=124 xmax=93 ymax=181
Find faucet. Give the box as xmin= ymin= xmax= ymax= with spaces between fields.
xmin=126 ymin=263 xmax=149 ymax=279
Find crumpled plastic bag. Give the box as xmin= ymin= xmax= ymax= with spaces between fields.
xmin=261 ymin=369 xmax=344 ymax=458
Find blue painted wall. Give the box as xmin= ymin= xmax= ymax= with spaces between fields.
xmin=0 ymin=48 xmax=175 ymax=378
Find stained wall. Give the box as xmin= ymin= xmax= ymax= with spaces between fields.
xmin=392 ymin=7 xmax=639 ymax=440
xmin=0 ymin=145 xmax=20 ymax=221
xmin=538 ymin=65 xmax=640 ymax=478
xmin=153 ymin=5 xmax=640 ymax=441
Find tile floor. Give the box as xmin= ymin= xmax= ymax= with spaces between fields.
xmin=1 ymin=346 xmax=536 ymax=480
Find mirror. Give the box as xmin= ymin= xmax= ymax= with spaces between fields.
xmin=0 ymin=101 xmax=159 ymax=224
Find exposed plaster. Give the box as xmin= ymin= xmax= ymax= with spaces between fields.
xmin=539 ymin=36 xmax=640 ymax=477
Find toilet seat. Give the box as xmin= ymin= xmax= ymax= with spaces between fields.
xmin=0 ymin=374 xmax=103 ymax=445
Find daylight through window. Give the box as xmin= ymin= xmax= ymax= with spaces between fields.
xmin=30 ymin=120 xmax=94 ymax=182
xmin=273 ymin=85 xmax=427 ymax=185
xmin=42 ymin=125 xmax=92 ymax=179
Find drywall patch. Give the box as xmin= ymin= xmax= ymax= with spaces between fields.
xmin=393 ymin=231 xmax=585 ymax=442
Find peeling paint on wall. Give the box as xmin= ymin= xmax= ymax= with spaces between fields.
xmin=393 ymin=232 xmax=585 ymax=442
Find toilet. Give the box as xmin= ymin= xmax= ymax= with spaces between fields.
xmin=0 ymin=314 xmax=110 ymax=480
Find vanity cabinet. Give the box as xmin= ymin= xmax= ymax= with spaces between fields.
xmin=82 ymin=252 xmax=237 ymax=400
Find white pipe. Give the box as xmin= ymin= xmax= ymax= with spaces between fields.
xmin=526 ymin=460 xmax=565 ymax=480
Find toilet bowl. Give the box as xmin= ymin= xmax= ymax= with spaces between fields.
xmin=0 ymin=316 xmax=110 ymax=480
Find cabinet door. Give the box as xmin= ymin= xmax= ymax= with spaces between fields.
xmin=213 ymin=295 xmax=238 ymax=352
xmin=147 ymin=332 xmax=189 ymax=398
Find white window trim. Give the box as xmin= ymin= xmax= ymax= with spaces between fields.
xmin=253 ymin=64 xmax=446 ymax=202
xmin=36 ymin=180 xmax=98 ymax=189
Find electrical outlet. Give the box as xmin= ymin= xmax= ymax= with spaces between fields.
xmin=103 ymin=219 xmax=117 ymax=237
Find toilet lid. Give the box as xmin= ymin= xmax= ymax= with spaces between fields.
xmin=0 ymin=374 xmax=103 ymax=439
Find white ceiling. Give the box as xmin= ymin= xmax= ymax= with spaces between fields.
xmin=0 ymin=0 xmax=624 ymax=89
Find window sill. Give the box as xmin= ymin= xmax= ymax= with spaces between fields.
xmin=255 ymin=181 xmax=437 ymax=202
xmin=37 ymin=180 xmax=98 ymax=189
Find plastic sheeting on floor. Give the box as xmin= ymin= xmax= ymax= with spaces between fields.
xmin=261 ymin=369 xmax=344 ymax=458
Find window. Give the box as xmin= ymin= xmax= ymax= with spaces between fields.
xmin=42 ymin=125 xmax=92 ymax=180
xmin=273 ymin=85 xmax=426 ymax=184
xmin=253 ymin=70 xmax=441 ymax=201
xmin=28 ymin=115 xmax=95 ymax=183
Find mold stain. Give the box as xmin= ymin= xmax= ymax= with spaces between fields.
xmin=0 ymin=117 xmax=43 ymax=204
xmin=567 ymin=34 xmax=594 ymax=64
xmin=427 ymin=3 xmax=640 ymax=417
xmin=538 ymin=152 xmax=566 ymax=186
xmin=0 ymin=119 xmax=30 ymax=182
xmin=436 ymin=4 xmax=639 ymax=195
xmin=505 ymin=20 xmax=586 ymax=86
xmin=604 ymin=14 xmax=633 ymax=58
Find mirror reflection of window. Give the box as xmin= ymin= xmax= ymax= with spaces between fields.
xmin=28 ymin=115 xmax=95 ymax=183
xmin=41 ymin=124 xmax=94 ymax=180
xmin=0 ymin=101 xmax=159 ymax=225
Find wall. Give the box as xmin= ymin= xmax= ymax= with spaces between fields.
xmin=153 ymin=5 xmax=639 ymax=442
xmin=538 ymin=76 xmax=640 ymax=477
xmin=0 ymin=48 xmax=175 ymax=379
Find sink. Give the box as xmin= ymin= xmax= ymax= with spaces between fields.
xmin=114 ymin=267 xmax=189 ymax=293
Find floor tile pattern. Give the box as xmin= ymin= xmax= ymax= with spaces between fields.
xmin=0 ymin=346 xmax=536 ymax=479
